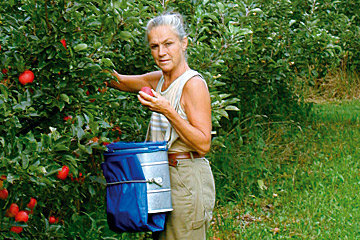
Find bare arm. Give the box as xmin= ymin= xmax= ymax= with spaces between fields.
xmin=108 ymin=70 xmax=162 ymax=93
xmin=138 ymin=76 xmax=212 ymax=155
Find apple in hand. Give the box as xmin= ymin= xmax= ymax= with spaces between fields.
xmin=140 ymin=86 xmax=154 ymax=97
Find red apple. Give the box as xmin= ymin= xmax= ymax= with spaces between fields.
xmin=140 ymin=86 xmax=154 ymax=97
xmin=57 ymin=165 xmax=69 ymax=180
xmin=63 ymin=115 xmax=73 ymax=121
xmin=15 ymin=211 xmax=29 ymax=222
xmin=8 ymin=203 xmax=19 ymax=218
xmin=49 ymin=216 xmax=56 ymax=224
xmin=19 ymin=70 xmax=34 ymax=85
xmin=27 ymin=197 xmax=37 ymax=209
xmin=10 ymin=226 xmax=23 ymax=233
xmin=60 ymin=39 xmax=67 ymax=49
xmin=0 ymin=189 xmax=8 ymax=200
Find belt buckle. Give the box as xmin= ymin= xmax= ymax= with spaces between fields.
xmin=168 ymin=157 xmax=178 ymax=167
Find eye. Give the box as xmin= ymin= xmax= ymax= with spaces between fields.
xmin=165 ymin=42 xmax=173 ymax=47
xmin=150 ymin=45 xmax=158 ymax=50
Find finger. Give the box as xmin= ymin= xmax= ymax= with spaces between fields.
xmin=151 ymin=89 xmax=158 ymax=98
xmin=139 ymin=90 xmax=154 ymax=100
xmin=112 ymin=69 xmax=120 ymax=79
xmin=137 ymin=94 xmax=152 ymax=107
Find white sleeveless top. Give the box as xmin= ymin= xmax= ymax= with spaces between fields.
xmin=146 ymin=69 xmax=207 ymax=153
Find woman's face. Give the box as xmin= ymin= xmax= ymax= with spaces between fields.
xmin=148 ymin=25 xmax=187 ymax=73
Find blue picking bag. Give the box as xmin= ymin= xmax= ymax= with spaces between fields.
xmin=101 ymin=141 xmax=172 ymax=233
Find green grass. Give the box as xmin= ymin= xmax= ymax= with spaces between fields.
xmin=208 ymin=99 xmax=360 ymax=239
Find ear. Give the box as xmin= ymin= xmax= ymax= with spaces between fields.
xmin=181 ymin=36 xmax=188 ymax=51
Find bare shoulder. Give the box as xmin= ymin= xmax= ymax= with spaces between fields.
xmin=182 ymin=75 xmax=210 ymax=109
xmin=145 ymin=71 xmax=162 ymax=88
xmin=183 ymin=75 xmax=208 ymax=94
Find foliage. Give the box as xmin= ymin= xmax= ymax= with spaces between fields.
xmin=0 ymin=0 xmax=155 ymax=238
xmin=0 ymin=0 xmax=238 ymax=238
xmin=208 ymin=100 xmax=360 ymax=239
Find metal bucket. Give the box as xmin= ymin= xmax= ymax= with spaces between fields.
xmin=103 ymin=141 xmax=172 ymax=214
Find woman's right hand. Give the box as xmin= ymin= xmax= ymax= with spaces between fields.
xmin=138 ymin=89 xmax=171 ymax=114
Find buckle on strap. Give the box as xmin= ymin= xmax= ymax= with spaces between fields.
xmin=168 ymin=152 xmax=202 ymax=167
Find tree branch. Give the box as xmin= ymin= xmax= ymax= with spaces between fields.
xmin=44 ymin=0 xmax=52 ymax=33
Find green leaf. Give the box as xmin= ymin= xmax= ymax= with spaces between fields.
xmin=74 ymin=43 xmax=88 ymax=52
xmin=22 ymin=155 xmax=29 ymax=169
xmin=218 ymin=109 xmax=229 ymax=119
xmin=118 ymin=31 xmax=133 ymax=41
xmin=13 ymin=101 xmax=31 ymax=111
xmin=249 ymin=8 xmax=263 ymax=15
xmin=78 ymin=143 xmax=92 ymax=154
xmin=93 ymin=42 xmax=101 ymax=49
xmin=38 ymin=177 xmax=55 ymax=187
xmin=56 ymin=101 xmax=65 ymax=111
xmin=238 ymin=28 xmax=253 ymax=36
xmin=76 ymin=126 xmax=85 ymax=140
xmin=54 ymin=144 xmax=69 ymax=152
xmin=205 ymin=13 xmax=219 ymax=23
xmin=225 ymin=105 xmax=240 ymax=111
xmin=100 ymin=58 xmax=115 ymax=68
xmin=60 ymin=94 xmax=70 ymax=104
xmin=88 ymin=185 xmax=96 ymax=196
xmin=0 ymin=84 xmax=9 ymax=99
xmin=76 ymin=115 xmax=84 ymax=128
xmin=84 ymin=63 xmax=101 ymax=71
xmin=289 ymin=19 xmax=296 ymax=27
xmin=257 ymin=179 xmax=267 ymax=190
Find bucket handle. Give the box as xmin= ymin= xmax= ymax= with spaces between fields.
xmin=106 ymin=177 xmax=163 ymax=187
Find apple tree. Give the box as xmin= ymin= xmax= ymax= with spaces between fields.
xmin=0 ymin=0 xmax=157 ymax=238
xmin=0 ymin=0 xmax=239 ymax=238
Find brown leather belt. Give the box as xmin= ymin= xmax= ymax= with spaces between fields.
xmin=168 ymin=152 xmax=202 ymax=167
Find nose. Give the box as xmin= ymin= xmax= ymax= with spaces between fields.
xmin=158 ymin=44 xmax=166 ymax=56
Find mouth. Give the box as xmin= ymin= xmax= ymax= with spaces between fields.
xmin=159 ymin=59 xmax=170 ymax=64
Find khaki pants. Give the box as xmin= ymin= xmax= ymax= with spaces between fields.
xmin=153 ymin=157 xmax=216 ymax=240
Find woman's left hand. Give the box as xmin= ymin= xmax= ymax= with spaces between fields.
xmin=138 ymin=89 xmax=171 ymax=114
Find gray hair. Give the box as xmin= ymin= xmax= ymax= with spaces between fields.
xmin=145 ymin=13 xmax=187 ymax=41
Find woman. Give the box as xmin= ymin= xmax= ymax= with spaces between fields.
xmin=108 ymin=12 xmax=215 ymax=240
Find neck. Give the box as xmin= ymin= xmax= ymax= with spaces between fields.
xmin=162 ymin=62 xmax=190 ymax=85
